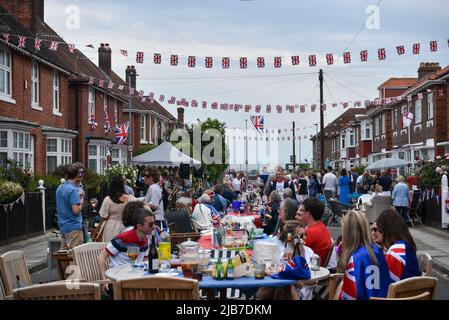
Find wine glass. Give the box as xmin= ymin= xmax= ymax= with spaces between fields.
xmin=310 ymin=256 xmax=321 ymax=276
xmin=127 ymin=246 xmax=140 ymax=273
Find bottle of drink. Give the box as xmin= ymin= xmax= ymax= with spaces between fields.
xmin=248 ymin=228 xmax=256 ymax=249
xmin=285 ymin=233 xmax=294 ymax=260
xmin=215 ymin=258 xmax=224 ymax=280
xmin=159 ymin=228 xmax=171 ymax=261
xmin=225 ymin=258 xmax=234 ymax=280
xmin=148 ymin=230 xmax=159 ymax=274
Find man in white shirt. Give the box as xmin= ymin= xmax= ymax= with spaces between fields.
xmin=322 ymin=166 xmax=338 ymax=198
xmin=143 ymin=167 xmax=165 ymax=226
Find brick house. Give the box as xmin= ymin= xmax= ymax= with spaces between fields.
xmin=0 ymin=0 xmax=181 ymax=175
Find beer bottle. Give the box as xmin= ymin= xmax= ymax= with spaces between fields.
xmin=215 ymin=258 xmax=224 ymax=280
xmin=148 ymin=230 xmax=159 ymax=274
xmin=225 ymin=258 xmax=235 ymax=280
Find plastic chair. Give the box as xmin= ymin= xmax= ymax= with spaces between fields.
xmin=418 ymin=252 xmax=433 ymax=276
xmin=13 ymin=282 xmax=101 ymax=300
xmin=0 ymin=251 xmax=32 ymax=297
xmin=0 ymin=271 xmax=6 ymax=300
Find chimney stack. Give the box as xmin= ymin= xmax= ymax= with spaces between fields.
xmin=125 ymin=66 xmax=137 ymax=89
xmin=98 ymin=43 xmax=112 ymax=78
xmin=177 ymin=108 xmax=185 ymax=127
xmin=0 ymin=0 xmax=44 ymax=33
xmin=418 ymin=62 xmax=441 ymax=80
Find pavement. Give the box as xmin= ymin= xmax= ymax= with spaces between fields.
xmin=1 ymin=226 xmax=449 ymax=278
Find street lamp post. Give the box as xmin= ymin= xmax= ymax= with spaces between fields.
xmin=127 ymin=74 xmax=132 ymax=165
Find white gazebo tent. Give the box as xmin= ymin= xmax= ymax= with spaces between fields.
xmin=131 ymin=141 xmax=201 ymax=167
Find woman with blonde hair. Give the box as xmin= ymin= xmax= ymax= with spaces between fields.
xmin=337 ymin=210 xmax=391 ymax=300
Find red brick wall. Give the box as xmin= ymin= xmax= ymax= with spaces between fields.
xmin=359 ymin=141 xmax=372 ymax=158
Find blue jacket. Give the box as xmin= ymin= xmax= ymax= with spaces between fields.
xmin=392 ymin=182 xmax=410 ymax=207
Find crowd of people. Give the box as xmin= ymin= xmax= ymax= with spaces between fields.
xmin=54 ymin=162 xmax=424 ymax=300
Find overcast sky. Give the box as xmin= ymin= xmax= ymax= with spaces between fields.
xmin=45 ymin=0 xmax=449 ymax=168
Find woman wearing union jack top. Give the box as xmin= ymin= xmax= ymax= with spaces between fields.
xmin=337 ymin=210 xmax=392 ymax=300
xmin=376 ymin=209 xmax=420 ymax=282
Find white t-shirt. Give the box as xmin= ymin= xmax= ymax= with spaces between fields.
xmin=322 ymin=172 xmax=338 ymax=191
xmin=232 ymin=178 xmax=242 ymax=192
xmin=275 ymin=181 xmax=285 ymax=199
xmin=145 ymin=183 xmax=164 ymax=220
xmin=356 ymin=175 xmax=364 ymax=185
xmin=191 ymin=203 xmax=213 ymax=230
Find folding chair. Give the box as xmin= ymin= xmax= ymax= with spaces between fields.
xmin=327 ymin=200 xmax=352 ymax=227
xmin=408 ymin=190 xmax=424 ymax=227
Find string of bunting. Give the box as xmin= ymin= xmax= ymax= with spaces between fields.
xmin=0 ymin=193 xmax=25 ymax=213
xmin=1 ymin=32 xmax=447 ymax=69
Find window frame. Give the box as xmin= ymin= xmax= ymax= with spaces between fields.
xmin=415 ymin=98 xmax=422 ymax=124
xmin=427 ymin=93 xmax=434 ymax=120
xmin=31 ymin=61 xmax=40 ymax=107
xmin=0 ymin=48 xmax=12 ymax=97
xmin=140 ymin=114 xmax=147 ymax=143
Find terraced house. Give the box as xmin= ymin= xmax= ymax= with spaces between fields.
xmin=0 ymin=0 xmax=182 ymax=175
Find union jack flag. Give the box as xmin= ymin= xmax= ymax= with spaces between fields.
xmin=364 ymin=100 xmax=371 ymax=107
xmin=430 ymin=40 xmax=438 ymax=52
xmin=343 ymin=52 xmax=351 ymax=64
xmin=276 ymin=105 xmax=282 ymax=113
xmin=188 ymin=56 xmax=196 ymax=68
xmin=168 ymin=96 xmax=176 ymax=104
xmin=202 ymin=101 xmax=207 ymax=108
xmin=311 ymin=104 xmax=316 ymax=112
xmin=222 ymin=57 xmax=230 ymax=69
xmin=154 ymin=53 xmax=162 ymax=64
xmin=49 ymin=41 xmax=59 ymax=51
xmin=412 ymin=43 xmax=420 ymax=55
xmin=88 ymin=113 xmax=98 ymax=130
xmin=205 ymin=57 xmax=213 ymax=68
xmin=34 ymin=38 xmax=42 ymax=51
xmin=98 ymin=80 xmax=104 ymax=87
xmin=255 ymin=105 xmax=261 ymax=113
xmin=342 ymin=102 xmax=349 ymax=108
xmin=170 ymin=55 xmax=178 ymax=66
xmin=300 ymin=105 xmax=305 ymax=113
xmin=18 ymin=36 xmax=26 ymax=48
xmin=354 ymin=101 xmax=362 ymax=107
xmin=360 ymin=50 xmax=368 ymax=62
xmin=108 ymin=81 xmax=114 ymax=89
xmin=2 ymin=33 xmax=9 ymax=42
xmin=339 ymin=256 xmax=356 ymax=300
xmin=104 ymin=106 xmax=111 ymax=134
xmin=326 ymin=53 xmax=334 ymax=65
xmin=309 ymin=55 xmax=316 ymax=66
xmin=240 ymin=57 xmax=247 ymax=69
xmin=266 ymin=105 xmax=271 ymax=113
xmin=332 ymin=103 xmax=338 ymax=108
xmin=321 ymin=103 xmax=327 ymax=111
xmin=88 ymin=77 xmax=94 ymax=85
xmin=396 ymin=45 xmax=405 ymax=55
xmin=129 ymin=87 xmax=135 ymax=95
xmin=159 ymin=94 xmax=165 ymax=102
xmin=118 ymin=85 xmax=124 ymax=90
xmin=136 ymin=51 xmax=144 ymax=63
xmin=385 ymin=243 xmax=407 ymax=282
xmin=378 ymin=48 xmax=386 ymax=60
xmin=291 ymin=55 xmax=300 ymax=65
xmin=115 ymin=122 xmax=129 ymax=145
xmin=211 ymin=102 xmax=218 ymax=109
xmin=120 ymin=50 xmax=128 ymax=57
xmin=191 ymin=100 xmax=198 ymax=107
xmin=274 ymin=57 xmax=282 ymax=68
xmin=68 ymin=44 xmax=75 ymax=53
xmin=257 ymin=57 xmax=265 ymax=68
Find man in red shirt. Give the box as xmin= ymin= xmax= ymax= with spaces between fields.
xmin=296 ymin=198 xmax=332 ymax=266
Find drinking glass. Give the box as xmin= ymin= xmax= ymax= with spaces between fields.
xmin=127 ymin=246 xmax=140 ymax=273
xmin=310 ymin=256 xmax=321 ymax=276
xmin=254 ymin=263 xmax=266 ymax=279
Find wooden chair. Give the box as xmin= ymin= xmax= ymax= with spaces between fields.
xmin=0 ymin=251 xmax=32 ymax=297
xmin=12 ymin=282 xmax=101 ymax=300
xmin=114 ymin=277 xmax=199 ymax=300
xmin=72 ymin=242 xmax=111 ymax=284
xmin=0 ymin=271 xmax=6 ymax=300
xmin=383 ymin=276 xmax=438 ymax=299
xmin=418 ymin=252 xmax=433 ymax=276
xmin=370 ymin=291 xmax=431 ymax=300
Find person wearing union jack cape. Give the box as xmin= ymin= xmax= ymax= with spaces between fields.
xmin=376 ymin=209 xmax=420 ymax=282
xmin=337 ymin=211 xmax=392 ymax=300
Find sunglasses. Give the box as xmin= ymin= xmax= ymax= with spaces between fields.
xmin=371 ymin=227 xmax=382 ymax=233
xmin=143 ymin=174 xmax=151 ymax=179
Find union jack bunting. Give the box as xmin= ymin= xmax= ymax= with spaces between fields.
xmin=108 ymin=81 xmax=114 ymax=89
xmin=255 ymin=105 xmax=261 ymax=113
xmin=154 ymin=53 xmax=162 ymax=64
xmin=205 ymin=57 xmax=213 ymax=68
xmin=18 ymin=36 xmax=26 ymax=48
xmin=326 ymin=53 xmax=334 ymax=65
xmin=168 ymin=97 xmax=176 ymax=104
xmin=49 ymin=41 xmax=59 ymax=51
xmin=202 ymin=101 xmax=207 ymax=108
xmin=159 ymin=95 xmax=165 ymax=102
xmin=311 ymin=104 xmax=316 ymax=112
xmin=188 ymin=56 xmax=196 ymax=68
xmin=129 ymin=87 xmax=135 ymax=95
xmin=104 ymin=106 xmax=111 ymax=134
xmin=222 ymin=57 xmax=230 ymax=69
xmin=88 ymin=77 xmax=94 ymax=85
xmin=34 ymin=38 xmax=42 ymax=51
xmin=2 ymin=33 xmax=9 ymax=42
xmin=191 ymin=100 xmax=198 ymax=107
xmin=378 ymin=48 xmax=386 ymax=60
xmin=211 ymin=102 xmax=218 ymax=109
xmin=68 ymin=44 xmax=76 ymax=53
xmin=257 ymin=57 xmax=265 ymax=68
xmin=354 ymin=101 xmax=361 ymax=107
xmin=139 ymin=90 xmax=144 ymax=99
xmin=266 ymin=105 xmax=272 ymax=113
xmin=170 ymin=54 xmax=178 ymax=66
xmin=291 ymin=55 xmax=300 ymax=65
xmin=300 ymin=105 xmax=305 ymax=113
xmin=417 ymin=93 xmax=423 ymax=100
xmin=88 ymin=113 xmax=98 ymax=130
xmin=430 ymin=40 xmax=438 ymax=52
xmin=115 ymin=121 xmax=129 ymax=145
xmin=120 ymin=50 xmax=128 ymax=57
xmin=136 ymin=51 xmax=144 ymax=63
xmin=412 ymin=43 xmax=420 ymax=54
xmin=321 ymin=103 xmax=327 ymax=111
xmin=342 ymin=102 xmax=349 ymax=108
xmin=244 ymin=104 xmax=252 ymax=112
xmin=274 ymin=57 xmax=282 ymax=68
xmin=343 ymin=52 xmax=351 ymax=64
xmin=332 ymin=103 xmax=338 ymax=108
xmin=240 ymin=57 xmax=247 ymax=69
xmin=309 ymin=55 xmax=317 ymax=66
xmin=364 ymin=100 xmax=371 ymax=107
xmin=396 ymin=45 xmax=405 ymax=55
xmin=276 ymin=105 xmax=282 ymax=113
xmin=98 ymin=80 xmax=104 ymax=87
xmin=118 ymin=85 xmax=124 ymax=90
xmin=360 ymin=50 xmax=368 ymax=62
xmin=385 ymin=242 xmax=407 ymax=282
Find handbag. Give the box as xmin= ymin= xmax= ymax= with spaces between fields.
xmin=91 ymin=218 xmax=108 ymax=242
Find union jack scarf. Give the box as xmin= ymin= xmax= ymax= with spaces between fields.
xmin=385 ymin=241 xmax=420 ymax=282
